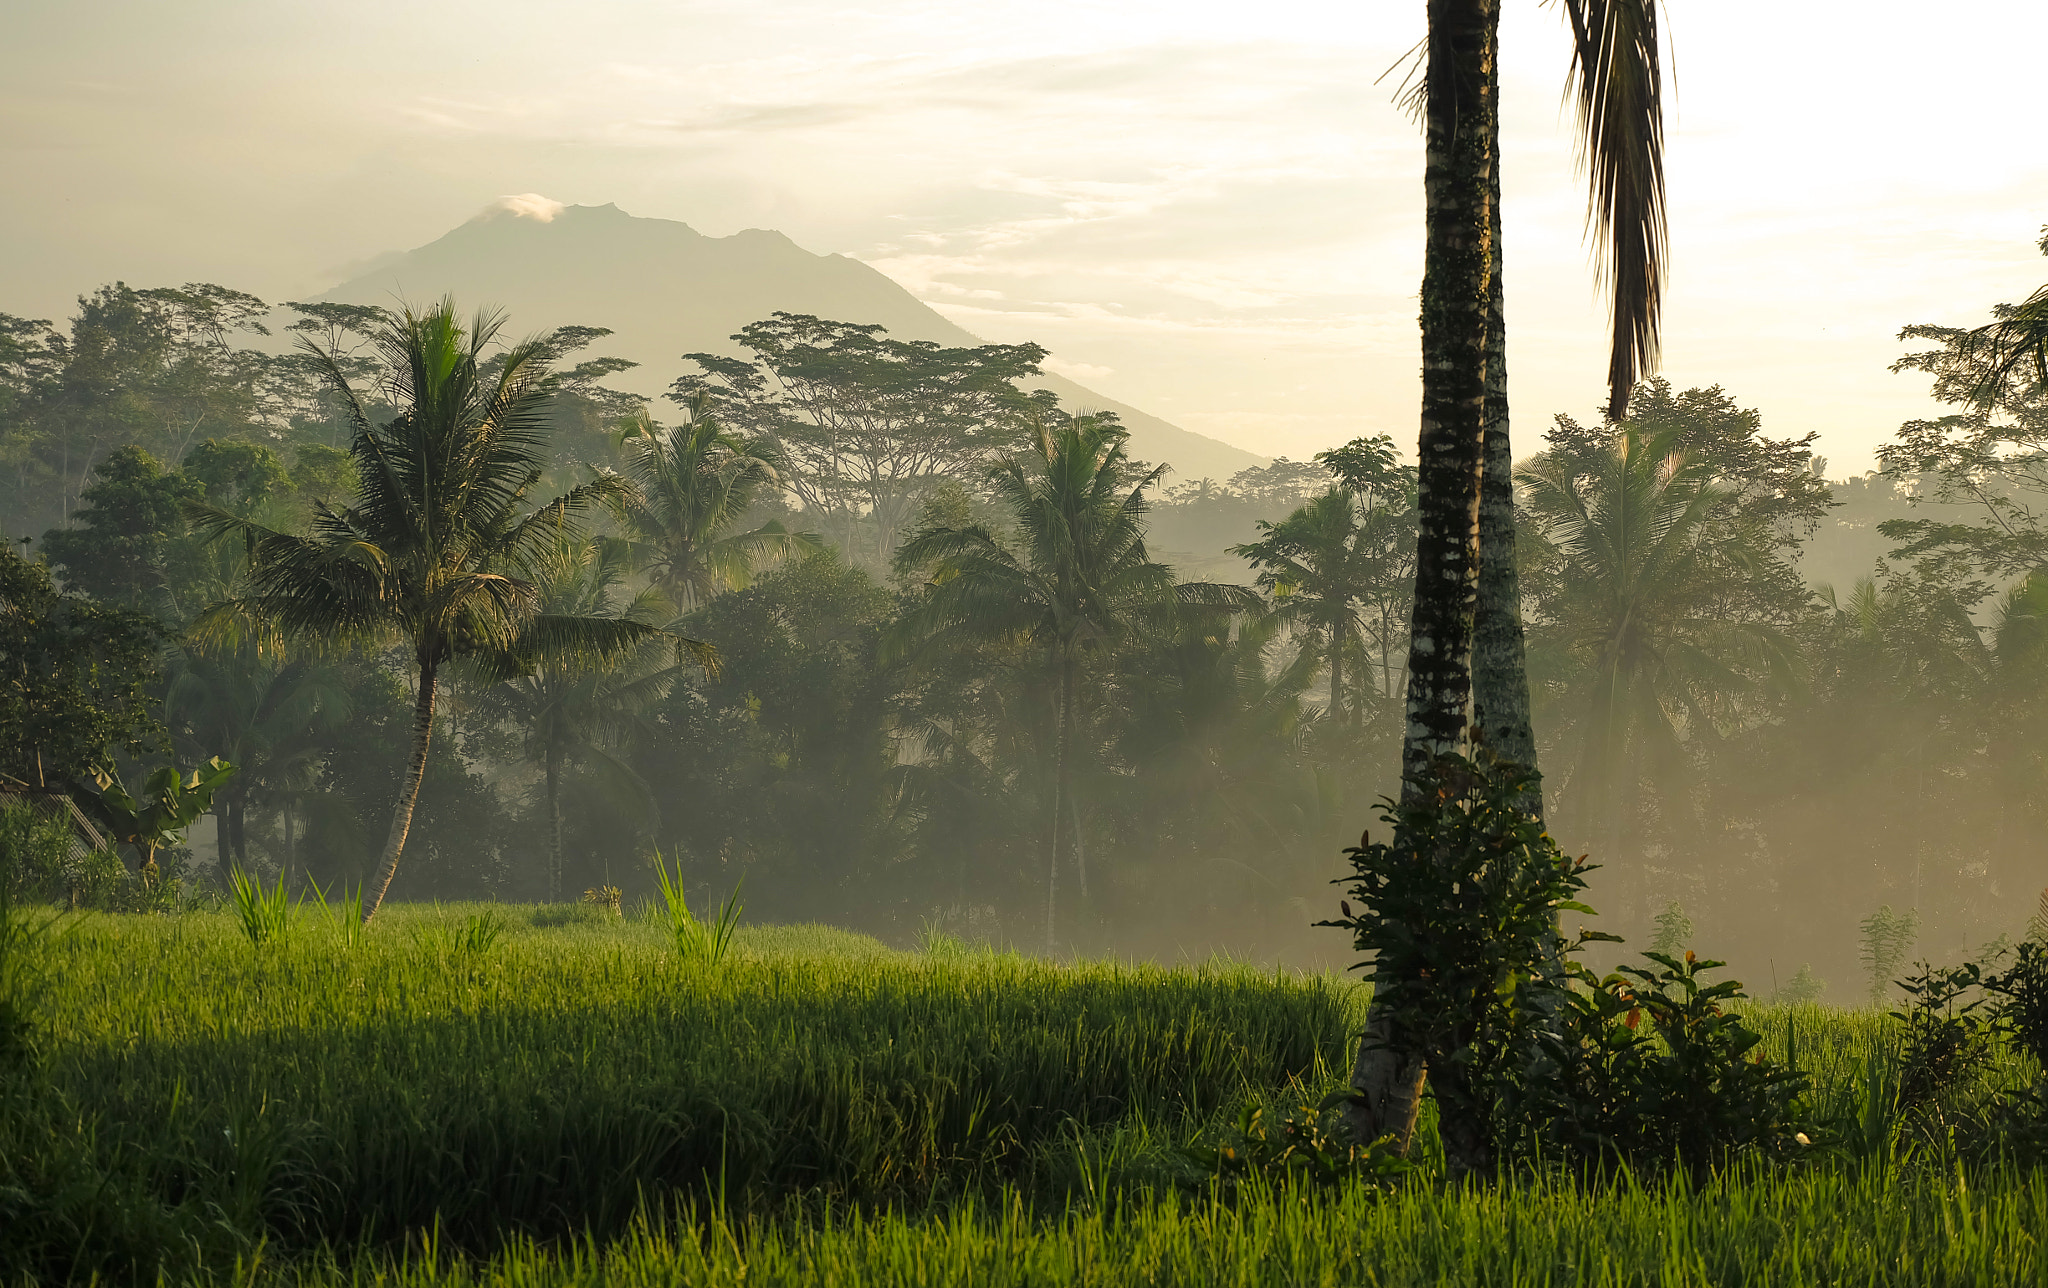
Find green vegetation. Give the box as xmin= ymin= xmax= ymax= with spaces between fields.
xmin=7 ymin=230 xmax=2048 ymax=1285
xmin=11 ymin=265 xmax=2048 ymax=978
xmin=0 ymin=904 xmax=1347 ymax=1282
xmin=3 ymin=908 xmax=2046 ymax=1285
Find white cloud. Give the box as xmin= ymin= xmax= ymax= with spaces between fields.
xmin=487 ymin=193 xmax=566 ymax=222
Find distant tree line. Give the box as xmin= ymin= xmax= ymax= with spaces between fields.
xmin=5 ymin=236 xmax=2048 ymax=970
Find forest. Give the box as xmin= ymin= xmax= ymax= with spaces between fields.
xmin=6 ymin=265 xmax=2047 ymax=992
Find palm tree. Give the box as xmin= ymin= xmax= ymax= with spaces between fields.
xmin=1234 ymin=490 xmax=1387 ymax=728
xmin=1519 ymin=427 xmax=1801 ymax=876
xmin=190 ymin=298 xmax=660 ymax=921
xmin=1109 ymin=608 xmax=1326 ymax=868
xmin=892 ymin=415 xmax=1247 ymax=948
xmin=477 ymin=535 xmax=707 ymax=900
xmin=1351 ymin=0 xmax=1671 ymax=1153
xmin=615 ymin=393 xmax=816 ymax=611
xmin=1405 ymin=0 xmax=1668 ymax=786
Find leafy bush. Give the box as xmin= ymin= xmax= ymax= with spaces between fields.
xmin=1 ymin=797 xmax=182 ymax=913
xmin=1321 ymin=754 xmax=1611 ymax=1175
xmin=1889 ymin=961 xmax=1992 ymax=1123
xmin=1836 ymin=938 xmax=2048 ymax=1161
xmin=1985 ymin=940 xmax=2048 ymax=1073
xmin=1324 ymin=754 xmax=1806 ymax=1179
xmin=1532 ymin=952 xmax=1808 ymax=1176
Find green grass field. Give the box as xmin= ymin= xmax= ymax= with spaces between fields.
xmin=4 ymin=902 xmax=2045 ymax=1286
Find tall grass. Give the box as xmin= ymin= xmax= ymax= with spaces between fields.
xmin=228 ymin=866 xmax=293 ymax=947
xmin=5 ymin=904 xmax=2043 ymax=1287
xmin=652 ymin=850 xmax=743 ymax=966
xmin=3 ymin=904 xmax=1349 ymax=1281
xmin=277 ymin=1161 xmax=2048 ymax=1288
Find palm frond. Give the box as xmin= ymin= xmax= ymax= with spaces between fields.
xmin=1560 ymin=0 xmax=1668 ymax=420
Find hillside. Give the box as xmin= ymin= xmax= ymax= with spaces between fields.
xmin=319 ymin=202 xmax=1267 ymax=483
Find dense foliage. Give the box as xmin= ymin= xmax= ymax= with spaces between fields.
xmin=2 ymin=260 xmax=2048 ymax=977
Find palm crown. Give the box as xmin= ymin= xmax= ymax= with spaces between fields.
xmin=614 ymin=392 xmax=816 ymax=610
xmin=191 ymin=298 xmax=660 ymax=920
xmin=893 ymin=414 xmax=1252 ymax=947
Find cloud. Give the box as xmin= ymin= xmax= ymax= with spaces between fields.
xmin=486 ymin=193 xmax=566 ymax=222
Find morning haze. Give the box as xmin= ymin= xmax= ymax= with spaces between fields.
xmin=6 ymin=0 xmax=2048 ymax=1280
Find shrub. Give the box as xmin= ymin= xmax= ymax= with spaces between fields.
xmin=1860 ymin=905 xmax=1919 ymax=1006
xmin=1532 ymin=952 xmax=1809 ymax=1176
xmin=1325 ymin=754 xmax=1807 ymax=1179
xmin=1985 ymin=940 xmax=2048 ymax=1074
xmin=1321 ymin=754 xmax=1611 ymax=1175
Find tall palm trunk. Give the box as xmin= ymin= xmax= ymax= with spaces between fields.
xmin=228 ymin=785 xmax=250 ymax=872
xmin=1347 ymin=0 xmax=1497 ymax=1155
xmin=1329 ymin=625 xmax=1346 ymax=727
xmin=1046 ymin=654 xmax=1072 ymax=953
xmin=1470 ymin=122 xmax=1540 ymax=798
xmin=363 ymin=659 xmax=438 ymax=923
xmin=546 ymin=743 xmax=564 ymax=903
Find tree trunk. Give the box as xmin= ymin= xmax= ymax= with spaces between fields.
xmin=1346 ymin=0 xmax=1497 ymax=1156
xmin=547 ymin=745 xmax=564 ymax=903
xmin=228 ymin=786 xmax=249 ymax=873
xmin=1329 ymin=624 xmax=1346 ymax=728
xmin=363 ymin=659 xmax=438 ymax=924
xmin=1045 ymin=654 xmax=1073 ymax=954
xmin=1469 ymin=107 xmax=1540 ymax=802
xmin=1072 ymin=796 xmax=1088 ymax=905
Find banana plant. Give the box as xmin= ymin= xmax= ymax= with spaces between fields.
xmin=89 ymin=756 xmax=237 ymax=882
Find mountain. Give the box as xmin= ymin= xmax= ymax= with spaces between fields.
xmin=319 ymin=202 xmax=1266 ymax=482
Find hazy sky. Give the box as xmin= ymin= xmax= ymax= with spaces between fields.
xmin=3 ymin=0 xmax=2041 ymax=472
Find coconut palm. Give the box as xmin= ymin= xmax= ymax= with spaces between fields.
xmin=1404 ymin=0 xmax=1669 ymax=785
xmin=614 ymin=392 xmax=817 ymax=611
xmin=892 ymin=415 xmax=1251 ymax=948
xmin=190 ymin=298 xmax=659 ymax=921
xmin=1352 ymin=0 xmax=1672 ymax=1152
xmin=477 ymin=534 xmax=708 ymax=901
xmin=1234 ymin=490 xmax=1387 ymax=728
xmin=1519 ymin=427 xmax=1801 ymax=869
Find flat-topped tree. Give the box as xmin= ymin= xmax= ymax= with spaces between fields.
xmin=191 ymin=298 xmax=661 ymax=922
xmin=674 ymin=313 xmax=1050 ymax=569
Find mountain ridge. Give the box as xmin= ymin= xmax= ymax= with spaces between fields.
xmin=318 ymin=202 xmax=1267 ymax=482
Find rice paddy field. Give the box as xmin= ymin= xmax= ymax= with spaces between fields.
xmin=4 ymin=901 xmax=2045 ymax=1286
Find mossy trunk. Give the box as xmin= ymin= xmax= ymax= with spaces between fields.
xmin=1347 ymin=0 xmax=1497 ymax=1157
xmin=1470 ymin=99 xmax=1540 ymax=801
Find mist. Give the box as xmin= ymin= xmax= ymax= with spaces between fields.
xmin=6 ymin=246 xmax=2048 ymax=1002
